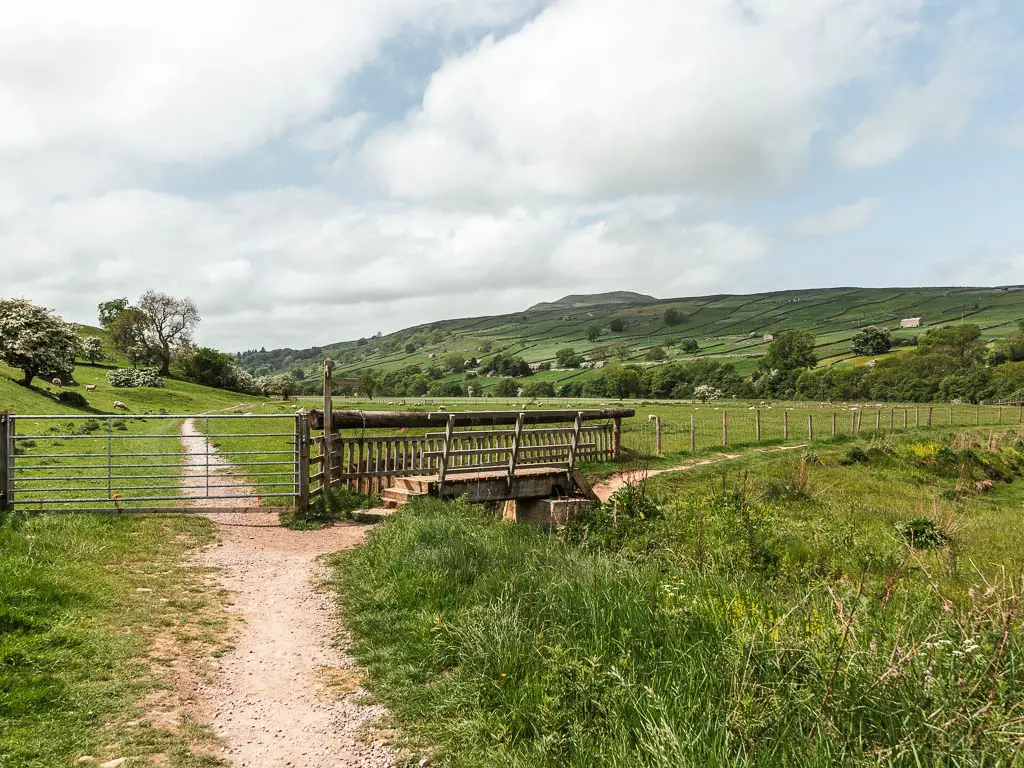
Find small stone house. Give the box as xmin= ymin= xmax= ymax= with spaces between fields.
xmin=900 ymin=317 xmax=922 ymax=329
xmin=763 ymin=333 xmax=775 ymax=342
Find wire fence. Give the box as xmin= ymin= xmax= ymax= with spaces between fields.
xmin=621 ymin=403 xmax=1024 ymax=456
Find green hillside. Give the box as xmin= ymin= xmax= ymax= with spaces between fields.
xmin=239 ymin=285 xmax=1024 ymax=393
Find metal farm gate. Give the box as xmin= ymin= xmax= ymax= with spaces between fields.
xmin=0 ymin=412 xmax=301 ymax=513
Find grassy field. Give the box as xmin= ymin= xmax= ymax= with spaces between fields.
xmin=0 ymin=513 xmax=229 ymax=767
xmin=243 ymin=286 xmax=1024 ymax=393
xmin=330 ymin=425 xmax=1024 ymax=766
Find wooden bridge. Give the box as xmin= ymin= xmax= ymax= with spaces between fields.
xmin=306 ymin=407 xmax=634 ymax=521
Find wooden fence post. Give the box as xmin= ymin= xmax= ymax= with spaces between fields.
xmin=976 ymin=405 xmax=980 ymax=425
xmin=722 ymin=410 xmax=728 ymax=446
xmin=831 ymin=412 xmax=837 ymax=437
xmin=890 ymin=409 xmax=894 ymax=429
xmin=903 ymin=409 xmax=908 ymax=429
xmin=851 ymin=411 xmax=857 ymax=434
xmin=998 ymin=406 xmax=1003 ymax=424
xmin=808 ymin=414 xmax=813 ymax=442
xmin=755 ymin=410 xmax=761 ymax=442
xmin=690 ymin=414 xmax=696 ymax=452
xmin=295 ymin=412 xmax=310 ymax=512
xmin=949 ymin=407 xmax=953 ymax=425
xmin=322 ymin=360 xmax=334 ymax=486
xmin=915 ymin=408 xmax=920 ymax=428
xmin=875 ymin=410 xmax=881 ymax=430
xmin=783 ymin=410 xmax=789 ymax=440
xmin=0 ymin=412 xmax=11 ymax=513
xmin=612 ymin=417 xmax=622 ymax=459
xmin=647 ymin=414 xmax=662 ymax=456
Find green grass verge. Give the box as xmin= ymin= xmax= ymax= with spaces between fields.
xmin=329 ymin=427 xmax=1024 ymax=766
xmin=0 ymin=514 xmax=229 ymax=767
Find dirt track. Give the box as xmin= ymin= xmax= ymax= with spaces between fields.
xmin=591 ymin=443 xmax=810 ymax=501
xmin=179 ymin=419 xmax=396 ymax=768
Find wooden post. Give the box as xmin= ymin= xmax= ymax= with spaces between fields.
xmin=783 ymin=410 xmax=789 ymax=440
xmin=0 ymin=412 xmax=11 ymax=513
xmin=568 ymin=412 xmax=584 ymax=476
xmin=875 ymin=410 xmax=881 ymax=430
xmin=949 ymin=406 xmax=953 ymax=425
xmin=755 ymin=410 xmax=761 ymax=442
xmin=507 ymin=413 xmax=525 ymax=491
xmin=890 ymin=409 xmax=894 ymax=430
xmin=998 ymin=406 xmax=1003 ymax=424
xmin=437 ymin=414 xmax=456 ymax=495
xmin=808 ymin=414 xmax=813 ymax=442
xmin=322 ymin=361 xmax=334 ymax=487
xmin=976 ymin=405 xmax=980 ymax=425
xmin=1019 ymin=404 xmax=1022 ymax=423
xmin=295 ymin=412 xmax=310 ymax=512
xmin=903 ymin=409 xmax=908 ymax=429
xmin=612 ymin=417 xmax=622 ymax=459
xmin=690 ymin=414 xmax=696 ymax=452
xmin=831 ymin=412 xmax=837 ymax=437
xmin=722 ymin=410 xmax=728 ymax=446
xmin=647 ymin=414 xmax=662 ymax=456
xmin=851 ymin=411 xmax=856 ymax=434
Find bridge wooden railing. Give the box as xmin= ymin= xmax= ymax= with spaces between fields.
xmin=311 ymin=420 xmax=615 ymax=496
xmin=306 ymin=407 xmax=633 ymax=499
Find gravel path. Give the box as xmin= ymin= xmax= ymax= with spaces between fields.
xmin=179 ymin=419 xmax=396 ymax=768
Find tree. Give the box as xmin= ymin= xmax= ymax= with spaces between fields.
xmin=522 ymin=381 xmax=556 ymax=398
xmin=852 ymin=326 xmax=893 ymax=356
xmin=404 ymin=342 xmax=417 ymax=354
xmin=97 ymin=297 xmax=129 ymax=328
xmin=680 ymin=339 xmax=699 ymax=353
xmin=664 ymin=308 xmax=683 ymax=326
xmin=609 ymin=319 xmax=625 ymax=333
xmin=917 ymin=324 xmax=984 ymax=367
xmin=556 ymin=347 xmax=584 ymax=369
xmin=444 ymin=352 xmax=466 ymax=373
xmin=645 ymin=346 xmax=667 ymax=361
xmin=291 ymin=367 xmax=306 ymax=380
xmin=992 ymin=331 xmax=1024 ymax=364
xmin=693 ymin=383 xmax=722 ymax=403
xmin=81 ymin=336 xmax=105 ymax=364
xmin=109 ymin=307 xmax=153 ymax=367
xmin=0 ymin=299 xmax=81 ymax=386
xmin=759 ymin=330 xmax=817 ymax=373
xmin=136 ymin=291 xmax=201 ymax=376
xmin=183 ymin=347 xmax=239 ymax=390
xmin=586 ymin=324 xmax=602 ymax=342
xmin=495 ymin=377 xmax=519 ymax=397
xmin=359 ymin=371 xmax=383 ymax=400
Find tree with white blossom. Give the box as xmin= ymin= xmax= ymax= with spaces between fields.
xmin=0 ymin=298 xmax=81 ymax=387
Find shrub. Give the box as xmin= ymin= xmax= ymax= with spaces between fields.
xmin=840 ymin=446 xmax=870 ymax=465
xmin=896 ymin=517 xmax=949 ymax=548
xmin=106 ymin=367 xmax=164 ymax=388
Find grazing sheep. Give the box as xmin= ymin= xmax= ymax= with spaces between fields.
xmin=85 ymin=384 xmax=97 ymax=391
xmin=51 ymin=377 xmax=62 ymax=388
xmin=112 ymin=400 xmax=129 ymax=411
xmin=438 ymin=405 xmax=447 ymax=411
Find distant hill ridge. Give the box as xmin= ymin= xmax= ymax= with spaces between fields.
xmin=526 ymin=291 xmax=658 ymax=312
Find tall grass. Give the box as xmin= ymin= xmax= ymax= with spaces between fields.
xmin=331 ymin=431 xmax=1024 ymax=766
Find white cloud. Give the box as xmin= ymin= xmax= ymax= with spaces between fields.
xmin=833 ymin=68 xmax=977 ymax=168
xmin=294 ymin=113 xmax=372 ymax=152
xmin=833 ymin=4 xmax=997 ymax=168
xmin=0 ymin=189 xmax=767 ymax=349
xmin=792 ymin=198 xmax=881 ymax=236
xmin=0 ymin=0 xmax=540 ymax=203
xmin=365 ymin=0 xmax=920 ymax=204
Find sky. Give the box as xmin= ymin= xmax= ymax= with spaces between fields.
xmin=2 ymin=0 xmax=1023 ymax=351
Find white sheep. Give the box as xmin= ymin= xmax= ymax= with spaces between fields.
xmin=112 ymin=401 xmax=129 ymax=411
xmin=51 ymin=377 xmax=62 ymax=388
xmin=85 ymin=384 xmax=97 ymax=391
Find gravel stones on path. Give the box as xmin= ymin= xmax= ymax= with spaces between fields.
xmin=180 ymin=419 xmax=397 ymax=768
